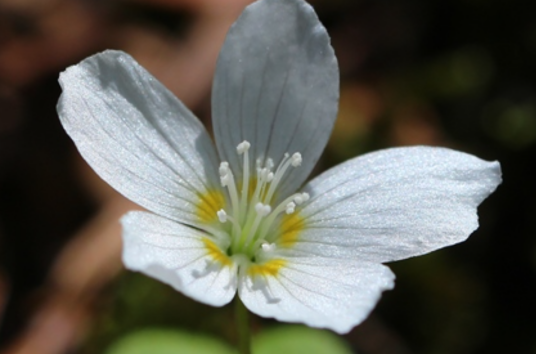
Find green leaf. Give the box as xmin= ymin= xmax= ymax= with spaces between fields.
xmin=253 ymin=326 xmax=353 ymax=354
xmin=105 ymin=328 xmax=235 ymax=354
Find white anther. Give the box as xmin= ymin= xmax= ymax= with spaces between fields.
xmin=266 ymin=172 xmax=274 ymax=182
xmin=255 ymin=202 xmax=271 ymax=216
xmin=217 ymin=209 xmax=227 ymax=223
xmin=219 ymin=162 xmax=232 ymax=186
xmin=255 ymin=203 xmax=264 ymax=214
xmin=261 ymin=242 xmax=276 ymax=252
xmin=285 ymin=202 xmax=296 ymax=214
xmin=219 ymin=161 xmax=229 ymax=176
xmin=220 ymin=174 xmax=230 ymax=187
xmin=259 ymin=168 xmax=270 ymax=181
xmin=291 ymin=152 xmax=302 ymax=167
xmin=236 ymin=141 xmax=250 ymax=154
xmin=261 ymin=204 xmax=272 ymax=216
xmin=294 ymin=192 xmax=310 ymax=205
xmin=266 ymin=158 xmax=274 ymax=170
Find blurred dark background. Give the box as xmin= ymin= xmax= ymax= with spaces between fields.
xmin=0 ymin=0 xmax=534 ymax=353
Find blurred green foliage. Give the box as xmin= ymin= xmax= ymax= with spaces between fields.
xmin=104 ymin=325 xmax=352 ymax=354
xmin=105 ymin=329 xmax=235 ymax=354
xmin=253 ymin=326 xmax=352 ymax=354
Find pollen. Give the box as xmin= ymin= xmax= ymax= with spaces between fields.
xmin=202 ymin=237 xmax=232 ymax=266
xmin=196 ymin=189 xmax=226 ymax=223
xmin=278 ymin=212 xmax=305 ymax=248
xmin=248 ymin=259 xmax=287 ymax=277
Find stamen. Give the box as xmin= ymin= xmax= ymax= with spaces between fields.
xmin=257 ymin=191 xmax=309 ymax=242
xmin=218 ymin=161 xmax=240 ymax=223
xmin=266 ymin=158 xmax=274 ymax=170
xmin=219 ymin=161 xmax=229 ymax=174
xmin=241 ymin=203 xmax=271 ymax=252
xmin=219 ymin=162 xmax=230 ymax=186
xmin=217 ymin=209 xmax=243 ymax=239
xmin=255 ymin=202 xmax=272 ymax=216
xmin=238 ymin=141 xmax=251 ymax=222
xmin=285 ymin=202 xmax=296 ymax=214
xmin=293 ymin=192 xmax=310 ymax=205
xmin=249 ymin=167 xmax=270 ymax=208
xmin=261 ymin=242 xmax=276 ymax=252
xmin=217 ymin=209 xmax=227 ymax=223
xmin=264 ymin=151 xmax=302 ymax=204
xmin=291 ymin=152 xmax=302 ymax=167
xmin=236 ymin=141 xmax=250 ymax=154
xmin=259 ymin=168 xmax=270 ymax=180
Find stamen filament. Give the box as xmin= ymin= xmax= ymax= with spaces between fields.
xmin=257 ymin=192 xmax=305 ymax=242
xmin=244 ymin=167 xmax=269 ymax=225
xmin=219 ymin=162 xmax=241 ymax=224
xmin=218 ymin=209 xmax=243 ymax=243
xmin=237 ymin=141 xmax=251 ymax=222
xmin=264 ymin=153 xmax=301 ymax=204
xmin=241 ymin=203 xmax=271 ymax=251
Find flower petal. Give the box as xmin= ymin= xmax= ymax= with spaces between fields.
xmin=238 ymin=257 xmax=394 ymax=334
xmin=211 ymin=0 xmax=339 ymax=198
xmin=296 ymin=146 xmax=502 ymax=263
xmin=121 ymin=211 xmax=237 ymax=307
xmin=58 ymin=50 xmax=221 ymax=227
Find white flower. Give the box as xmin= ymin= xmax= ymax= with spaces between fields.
xmin=57 ymin=0 xmax=501 ymax=334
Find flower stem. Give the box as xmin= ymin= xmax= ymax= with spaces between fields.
xmin=235 ymin=297 xmax=251 ymax=354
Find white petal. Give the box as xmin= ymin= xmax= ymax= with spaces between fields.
xmin=238 ymin=257 xmax=394 ymax=334
xmin=212 ymin=0 xmax=339 ymax=199
xmin=58 ymin=50 xmax=221 ymax=227
xmin=121 ymin=211 xmax=237 ymax=307
xmin=296 ymin=146 xmax=502 ymax=263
